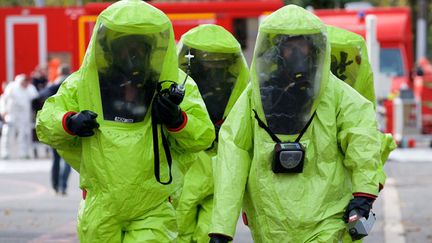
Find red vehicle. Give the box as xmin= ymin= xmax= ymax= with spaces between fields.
xmin=0 ymin=7 xmax=84 ymax=87
xmin=1 ymin=2 xmax=430 ymax=143
xmin=315 ymin=7 xmax=414 ymax=94
xmin=414 ymin=58 xmax=432 ymax=134
xmin=0 ymin=0 xmax=282 ymax=91
xmin=315 ymin=7 xmax=432 ymax=145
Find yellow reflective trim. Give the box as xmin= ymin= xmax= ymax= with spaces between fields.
xmin=78 ymin=15 xmax=98 ymax=65
xmin=167 ymin=13 xmax=215 ymax=20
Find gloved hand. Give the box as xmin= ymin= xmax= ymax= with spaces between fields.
xmin=209 ymin=235 xmax=231 ymax=243
xmin=66 ymin=110 xmax=99 ymax=137
xmin=343 ymin=196 xmax=375 ymax=223
xmin=153 ymin=94 xmax=184 ymax=129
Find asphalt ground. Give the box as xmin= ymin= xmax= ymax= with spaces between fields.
xmin=0 ymin=148 xmax=431 ymax=242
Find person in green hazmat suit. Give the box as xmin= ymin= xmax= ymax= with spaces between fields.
xmin=175 ymin=24 xmax=249 ymax=243
xmin=35 ymin=1 xmax=215 ymax=242
xmin=328 ymin=25 xmax=376 ymax=105
xmin=209 ymin=5 xmax=384 ymax=242
xmin=327 ymin=25 xmax=396 ymax=191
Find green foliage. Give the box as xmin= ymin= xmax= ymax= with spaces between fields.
xmin=0 ymin=0 xmax=33 ymax=7
xmin=0 ymin=0 xmax=115 ymax=6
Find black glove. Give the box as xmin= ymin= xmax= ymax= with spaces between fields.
xmin=66 ymin=110 xmax=99 ymax=137
xmin=209 ymin=235 xmax=230 ymax=243
xmin=153 ymin=94 xmax=184 ymax=129
xmin=343 ymin=196 xmax=375 ymax=223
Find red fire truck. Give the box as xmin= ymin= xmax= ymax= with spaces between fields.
xmin=0 ymin=0 xmax=282 ymax=89
xmin=314 ymin=7 xmax=432 ymax=146
xmin=315 ymin=7 xmax=413 ymax=95
xmin=1 ymin=1 xmax=430 ymax=145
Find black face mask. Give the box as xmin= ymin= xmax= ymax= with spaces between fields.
xmin=110 ymin=36 xmax=151 ymax=88
xmin=271 ymin=84 xmax=311 ymax=112
xmin=201 ymin=71 xmax=235 ymax=123
xmin=257 ymin=34 xmax=324 ymax=134
xmin=190 ymin=60 xmax=236 ymax=124
xmin=277 ymin=47 xmax=311 ymax=83
xmin=260 ymin=77 xmax=313 ymax=134
xmin=112 ymin=66 xmax=149 ymax=89
xmin=202 ymin=92 xmax=231 ymax=123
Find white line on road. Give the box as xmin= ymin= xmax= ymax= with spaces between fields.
xmin=382 ymin=178 xmax=406 ymax=243
xmin=388 ymin=148 xmax=432 ymax=163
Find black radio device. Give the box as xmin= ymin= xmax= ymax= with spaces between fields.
xmin=253 ymin=110 xmax=315 ymax=173
xmin=159 ymin=49 xmax=194 ymax=105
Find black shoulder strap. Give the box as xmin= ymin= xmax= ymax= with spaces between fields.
xmin=252 ymin=109 xmax=316 ymax=143
xmin=160 ymin=125 xmax=173 ymax=183
xmin=295 ymin=111 xmax=316 ymax=142
xmin=252 ymin=109 xmax=282 ymax=143
xmin=152 ymin=107 xmax=173 ymax=185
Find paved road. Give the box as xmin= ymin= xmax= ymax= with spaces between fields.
xmin=0 ymin=148 xmax=432 ymax=242
xmin=0 ymin=159 xmax=80 ymax=243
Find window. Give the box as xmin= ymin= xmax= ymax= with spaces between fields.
xmin=380 ymin=48 xmax=405 ymax=77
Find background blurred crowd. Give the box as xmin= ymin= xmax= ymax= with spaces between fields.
xmin=0 ymin=59 xmax=72 ymax=195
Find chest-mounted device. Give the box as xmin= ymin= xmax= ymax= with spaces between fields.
xmin=253 ymin=110 xmax=315 ymax=174
xmin=273 ymin=142 xmax=305 ymax=173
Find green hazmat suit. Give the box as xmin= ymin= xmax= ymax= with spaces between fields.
xmin=36 ymin=0 xmax=215 ymax=242
xmin=327 ymin=25 xmax=376 ymax=105
xmin=327 ymin=25 xmax=396 ymax=189
xmin=175 ymin=24 xmax=249 ymax=243
xmin=210 ymin=5 xmax=383 ymax=242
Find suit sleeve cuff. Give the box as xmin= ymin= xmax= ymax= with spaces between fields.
xmin=82 ymin=188 xmax=87 ymax=200
xmin=353 ymin=192 xmax=377 ymax=199
xmin=62 ymin=111 xmax=77 ymax=136
xmin=167 ymin=111 xmax=188 ymax=132
xmin=208 ymin=233 xmax=233 ymax=241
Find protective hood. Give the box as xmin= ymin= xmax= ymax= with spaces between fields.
xmin=327 ymin=25 xmax=375 ymax=105
xmin=80 ymin=0 xmax=178 ymax=122
xmin=36 ymin=1 xmax=216 ymax=231
xmin=251 ymin=5 xmax=330 ymax=135
xmin=15 ymin=74 xmax=27 ymax=84
xmin=177 ymin=24 xmax=249 ymax=123
xmin=210 ymin=7 xmax=383 ymax=241
xmin=328 ymin=25 xmax=395 ymax=188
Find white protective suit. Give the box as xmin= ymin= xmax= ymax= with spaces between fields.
xmin=0 ymin=74 xmax=38 ymax=159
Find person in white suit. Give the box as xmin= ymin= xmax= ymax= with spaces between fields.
xmin=0 ymin=74 xmax=38 ymax=159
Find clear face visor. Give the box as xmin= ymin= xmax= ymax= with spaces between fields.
xmin=95 ymin=25 xmax=169 ymax=123
xmin=178 ymin=46 xmax=240 ymax=123
xmin=255 ymin=33 xmax=326 ymax=134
